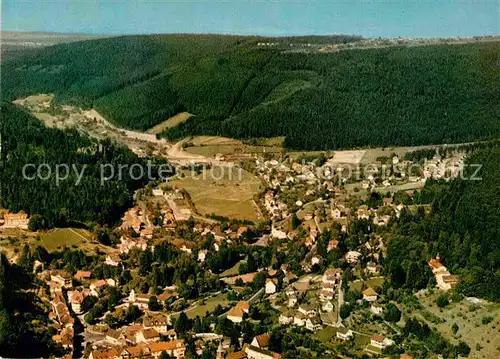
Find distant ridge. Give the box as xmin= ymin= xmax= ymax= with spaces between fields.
xmin=1 ymin=34 xmax=499 ymax=150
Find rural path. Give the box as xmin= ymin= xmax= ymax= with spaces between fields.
xmin=252 ymin=200 xmax=264 ymax=220
xmin=166 ymin=140 xmax=208 ymax=163
xmin=337 ymin=279 xmax=344 ymax=325
xmin=68 ymin=228 xmax=89 ymax=242
xmin=248 ymin=287 xmax=265 ymax=304
xmin=314 ymin=216 xmax=322 ymax=234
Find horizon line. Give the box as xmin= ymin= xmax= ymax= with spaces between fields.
xmin=2 ymin=29 xmax=498 ymax=40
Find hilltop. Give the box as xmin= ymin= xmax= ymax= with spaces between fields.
xmin=2 ymin=34 xmax=499 ymax=150
xmin=0 ymin=31 xmax=113 ymax=61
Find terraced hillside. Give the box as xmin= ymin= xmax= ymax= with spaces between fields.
xmin=2 ymin=34 xmax=499 ymax=150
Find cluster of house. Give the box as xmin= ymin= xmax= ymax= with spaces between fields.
xmin=97 ymin=313 xmax=177 ymax=349
xmin=421 ymin=154 xmax=465 ymax=181
xmin=335 ymin=326 xmax=395 ymax=355
xmin=216 ymin=333 xmax=281 ymax=359
xmin=46 ymin=271 xmax=76 ymax=356
xmin=112 ymin=198 xmax=254 ymax=267
xmin=428 ymin=257 xmax=461 ymax=291
xmin=89 ymin=339 xmax=186 ymax=359
xmin=126 ymin=289 xmax=178 ymax=310
xmin=91 ymin=328 xmax=282 ymax=359
xmin=257 ymin=158 xmax=331 ymax=192
xmin=40 ymin=267 xmax=129 ymax=354
xmin=0 ymin=210 xmax=29 ymax=230
xmin=278 ymin=302 xmax=322 ymax=332
xmin=264 ymin=191 xmax=289 ymax=222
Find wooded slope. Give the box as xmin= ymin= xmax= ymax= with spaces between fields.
xmin=2 ymin=35 xmax=499 ymax=150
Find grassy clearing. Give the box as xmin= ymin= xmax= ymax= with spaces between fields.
xmin=315 ymin=326 xmax=338 ymax=344
xmin=220 ymin=260 xmax=244 ymax=277
xmin=353 ymin=333 xmax=371 ymax=351
xmin=184 ymin=293 xmax=229 ymax=319
xmin=184 ymin=136 xmax=282 ymax=158
xmin=170 ymin=167 xmax=261 ymax=221
xmin=349 ymin=277 xmax=385 ymax=292
xmin=146 ymin=112 xmax=193 ymax=134
xmin=34 ymin=228 xmax=108 ymax=253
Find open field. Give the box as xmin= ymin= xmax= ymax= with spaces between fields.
xmin=0 ymin=227 xmax=109 ymax=258
xmin=184 ymin=136 xmax=282 ymax=158
xmin=412 ymin=291 xmax=500 ymax=359
xmin=169 ymin=167 xmax=261 ymax=221
xmin=146 ymin=112 xmax=193 ymax=134
xmin=176 ymin=293 xmax=229 ymax=319
xmin=35 ymin=228 xmax=109 ymax=253
xmin=315 ymin=326 xmax=338 ymax=344
xmin=349 ymin=277 xmax=385 ymax=292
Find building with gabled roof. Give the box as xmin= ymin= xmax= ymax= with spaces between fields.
xmin=362 ymin=287 xmax=378 ymax=302
xmin=227 ymin=307 xmax=245 ymax=323
xmin=251 ymin=333 xmax=271 ymax=349
xmin=265 ymin=278 xmax=277 ymax=294
xmin=336 ymin=327 xmax=354 ymax=341
xmin=89 ymin=339 xmax=185 ymax=359
xmin=245 ymin=345 xmax=281 ymax=359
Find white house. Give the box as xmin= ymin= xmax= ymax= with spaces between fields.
xmin=50 ymin=272 xmax=73 ymax=288
xmin=428 ymin=257 xmax=460 ymax=291
xmin=366 ymin=262 xmax=380 ymax=275
xmin=265 ymin=279 xmax=277 ymax=294
xmin=271 ymin=226 xmax=288 ymax=240
xmin=227 ymin=307 xmax=245 ymax=323
xmin=370 ymin=335 xmax=395 ymax=349
xmin=293 ymin=312 xmax=306 ymax=327
xmin=305 ymin=318 xmax=322 ymax=331
xmin=322 ymin=301 xmax=334 ymax=312
xmin=251 ymin=333 xmax=271 ymax=349
xmin=279 ymin=312 xmax=294 ymax=325
xmin=321 ymin=282 xmax=335 ymax=301
xmin=345 ymin=251 xmax=362 ymax=264
xmin=362 ymin=287 xmax=378 ymax=302
xmin=245 ymin=345 xmax=280 ymax=359
xmin=105 ymin=252 xmax=121 ymax=267
xmin=68 ymin=290 xmax=85 ymax=314
xmin=143 ymin=315 xmax=170 ymax=334
xmin=298 ymin=304 xmax=316 ymax=317
xmin=336 ymin=327 xmax=354 ymax=341
xmin=197 ymin=249 xmax=208 ymax=263
xmin=135 ymin=328 xmax=161 ymax=344
xmin=370 ymin=304 xmax=384 ymax=316
xmin=311 ymin=256 xmax=321 ymax=266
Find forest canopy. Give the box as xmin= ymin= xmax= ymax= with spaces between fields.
xmin=385 ymin=144 xmax=500 ymax=301
xmin=0 ymin=103 xmax=172 ymax=228
xmin=1 ymin=35 xmax=499 ymax=150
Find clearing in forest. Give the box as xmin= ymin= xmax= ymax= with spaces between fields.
xmin=146 ymin=112 xmax=194 ymax=134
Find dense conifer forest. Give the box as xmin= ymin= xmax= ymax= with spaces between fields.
xmin=0 ymin=103 xmax=172 ymax=228
xmin=0 ymin=252 xmax=63 ymax=357
xmin=2 ymin=35 xmax=499 ymax=150
xmin=385 ymin=143 xmax=500 ymax=301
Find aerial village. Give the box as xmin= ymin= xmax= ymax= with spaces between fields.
xmin=0 ymin=146 xmax=470 ymax=359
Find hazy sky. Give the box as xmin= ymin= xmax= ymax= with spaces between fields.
xmin=2 ymin=0 xmax=498 ymax=38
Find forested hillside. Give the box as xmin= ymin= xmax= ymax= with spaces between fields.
xmin=385 ymin=143 xmax=500 ymax=301
xmin=0 ymin=103 xmax=172 ymax=228
xmin=0 ymin=252 xmax=63 ymax=357
xmin=2 ymin=34 xmax=499 ymax=150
